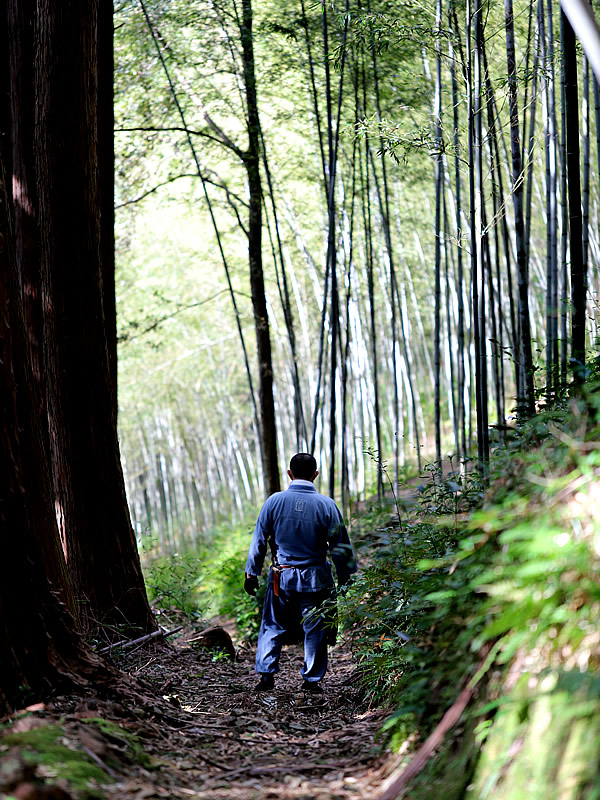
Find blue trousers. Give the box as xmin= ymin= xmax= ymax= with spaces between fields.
xmin=255 ymin=581 xmax=331 ymax=683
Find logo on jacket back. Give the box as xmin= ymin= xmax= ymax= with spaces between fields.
xmin=294 ymin=500 xmax=306 ymax=513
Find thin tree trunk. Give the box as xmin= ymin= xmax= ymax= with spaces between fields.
xmin=523 ymin=15 xmax=540 ymax=282
xmin=482 ymin=49 xmax=506 ymax=431
xmin=505 ymin=0 xmax=536 ymax=416
xmin=357 ymin=49 xmax=383 ymax=497
xmin=138 ymin=0 xmax=265 ymax=492
xmin=370 ymin=24 xmax=400 ymax=488
xmin=449 ymin=2 xmax=467 ymax=463
xmin=468 ymin=0 xmax=489 ymax=475
xmin=323 ymin=0 xmax=350 ymax=497
xmin=487 ymin=74 xmax=519 ymax=396
xmin=340 ymin=142 xmax=357 ymax=516
xmin=260 ymin=138 xmax=307 ymax=449
xmin=239 ymin=0 xmax=280 ymax=495
xmin=562 ymin=9 xmax=586 ymax=380
xmin=544 ymin=0 xmax=559 ymax=401
xmin=300 ymin=0 xmax=328 ymax=196
xmin=443 ymin=194 xmax=459 ymax=450
xmin=582 ymin=55 xmax=591 ymax=312
xmin=433 ymin=0 xmax=443 ymax=470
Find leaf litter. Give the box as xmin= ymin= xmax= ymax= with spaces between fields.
xmin=1 ymin=628 xmax=393 ymax=800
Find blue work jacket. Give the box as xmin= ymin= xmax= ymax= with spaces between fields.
xmin=245 ymin=480 xmax=358 ymax=592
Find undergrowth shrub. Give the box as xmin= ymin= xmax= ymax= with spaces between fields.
xmin=196 ymin=529 xmax=264 ymax=640
xmin=466 ymin=435 xmax=600 ymax=673
xmin=340 ymin=501 xmax=491 ymax=746
xmin=342 ymin=385 xmax=600 ymax=754
xmin=142 ymin=516 xmax=263 ymax=639
xmin=144 ymin=551 xmax=204 ymax=616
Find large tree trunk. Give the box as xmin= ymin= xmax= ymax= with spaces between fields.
xmin=240 ymin=0 xmax=280 ymax=497
xmin=7 ymin=1 xmax=45 ymax=413
xmin=0 ymin=278 xmax=106 ymax=714
xmin=7 ymin=0 xmax=76 ymax=615
xmin=31 ymin=0 xmax=155 ymax=635
xmin=98 ymin=0 xmax=118 ymax=418
xmin=0 ymin=139 xmax=107 ymax=715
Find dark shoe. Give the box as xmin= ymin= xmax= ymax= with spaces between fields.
xmin=302 ymin=680 xmax=323 ymax=694
xmin=254 ymin=673 xmax=275 ymax=692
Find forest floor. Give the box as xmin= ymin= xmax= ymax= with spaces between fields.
xmin=0 ymin=628 xmax=395 ymax=800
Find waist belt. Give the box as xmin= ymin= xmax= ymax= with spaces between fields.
xmin=271 ymin=563 xmax=326 ymax=597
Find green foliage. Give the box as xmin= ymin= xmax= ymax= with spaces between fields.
xmin=465 ymin=424 xmax=600 ymax=672
xmin=82 ymin=718 xmax=154 ymax=769
xmin=195 ymin=527 xmax=264 ymax=641
xmin=342 ymin=389 xmax=600 ymax=764
xmin=340 ymin=499 xmax=491 ymax=745
xmin=467 ymin=671 xmax=600 ymax=799
xmin=142 ymin=515 xmax=263 ymax=639
xmin=415 ymin=460 xmax=484 ymax=516
xmin=144 ymin=550 xmax=205 ymax=615
xmin=210 ymin=649 xmax=233 ymax=663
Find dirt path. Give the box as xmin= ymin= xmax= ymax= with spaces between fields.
xmin=118 ymin=637 xmax=389 ymax=799
xmin=4 ymin=634 xmax=392 ymax=799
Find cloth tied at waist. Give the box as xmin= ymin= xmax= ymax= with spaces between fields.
xmin=271 ymin=560 xmax=333 ymax=597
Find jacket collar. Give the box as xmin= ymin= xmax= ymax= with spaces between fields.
xmin=288 ymin=479 xmax=317 ymax=492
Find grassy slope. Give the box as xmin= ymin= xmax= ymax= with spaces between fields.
xmin=339 ymin=387 xmax=600 ymax=799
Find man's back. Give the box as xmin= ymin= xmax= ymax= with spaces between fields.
xmin=245 ymin=478 xmax=357 ymax=589
xmin=257 ymin=480 xmax=342 ymax=567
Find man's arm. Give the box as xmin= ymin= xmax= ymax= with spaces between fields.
xmin=245 ymin=500 xmax=272 ymax=577
xmin=328 ymin=506 xmax=358 ymax=587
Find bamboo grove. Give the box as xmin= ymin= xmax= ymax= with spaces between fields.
xmin=114 ymin=0 xmax=600 ymax=554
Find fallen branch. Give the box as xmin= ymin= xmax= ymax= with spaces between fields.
xmin=80 ymin=744 xmax=119 ymax=780
xmin=98 ymin=626 xmax=182 ymax=655
xmin=378 ymin=647 xmax=492 ymax=800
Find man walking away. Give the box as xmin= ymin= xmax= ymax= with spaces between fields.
xmin=244 ymin=453 xmax=358 ymax=692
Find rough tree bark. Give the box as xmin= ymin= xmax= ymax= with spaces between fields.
xmin=0 ymin=83 xmax=108 ymax=711
xmin=7 ymin=0 xmax=78 ymax=612
xmin=0 ymin=254 xmax=108 ymax=713
xmin=30 ymin=0 xmax=155 ymax=635
xmin=99 ymin=0 xmax=118 ymax=417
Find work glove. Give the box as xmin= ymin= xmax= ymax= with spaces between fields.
xmin=244 ymin=574 xmax=259 ymax=596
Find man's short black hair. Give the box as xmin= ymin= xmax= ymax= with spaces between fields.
xmin=289 ymin=453 xmax=317 ymax=480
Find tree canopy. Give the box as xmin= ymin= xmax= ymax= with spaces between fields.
xmin=114 ymin=0 xmax=600 ymax=552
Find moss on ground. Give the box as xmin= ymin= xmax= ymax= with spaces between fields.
xmin=0 ymin=722 xmax=109 ymax=798
xmin=82 ymin=717 xmax=154 ymax=769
